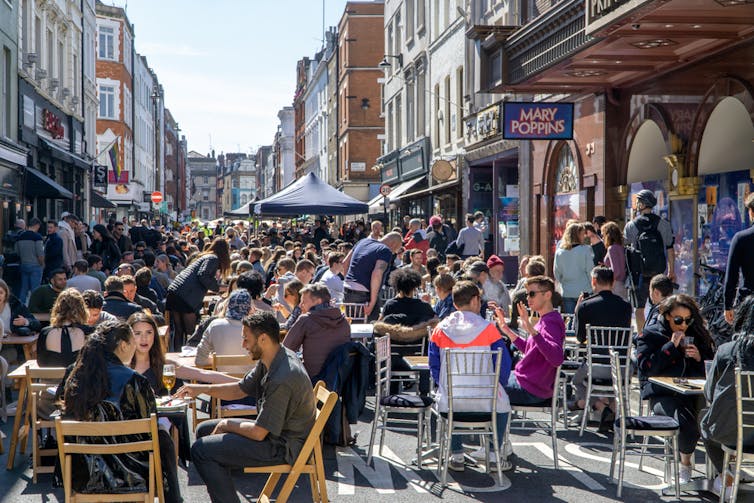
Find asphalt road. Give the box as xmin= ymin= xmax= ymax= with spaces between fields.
xmin=2 ymin=395 xmax=753 ymax=502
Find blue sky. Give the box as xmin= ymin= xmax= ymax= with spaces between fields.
xmin=111 ymin=0 xmax=350 ymax=156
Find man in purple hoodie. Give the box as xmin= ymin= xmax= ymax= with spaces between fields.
xmin=496 ymin=276 xmax=565 ymax=405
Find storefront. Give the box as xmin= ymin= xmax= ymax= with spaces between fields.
xmin=19 ymin=79 xmax=89 ymax=221
xmin=0 ymin=142 xmax=26 ymax=240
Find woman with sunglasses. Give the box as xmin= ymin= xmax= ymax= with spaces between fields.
xmin=636 ymin=294 xmax=715 ymax=483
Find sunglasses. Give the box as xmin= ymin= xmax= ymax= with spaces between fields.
xmin=527 ymin=290 xmax=546 ymax=298
xmin=671 ymin=316 xmax=694 ymax=326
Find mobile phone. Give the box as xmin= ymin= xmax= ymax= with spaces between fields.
xmin=672 ymin=378 xmax=688 ymax=385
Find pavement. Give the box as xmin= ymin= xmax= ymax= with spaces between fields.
xmin=1 ymin=393 xmax=753 ymax=502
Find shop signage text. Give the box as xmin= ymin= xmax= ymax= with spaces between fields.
xmin=473 ymin=182 xmax=493 ymax=192
xmin=586 ymin=0 xmax=651 ymax=35
xmin=93 ymin=165 xmax=108 ymax=187
xmin=588 ymin=0 xmax=629 ymax=21
xmin=503 ymin=102 xmax=574 ymax=140
xmin=42 ymin=109 xmax=65 ymax=139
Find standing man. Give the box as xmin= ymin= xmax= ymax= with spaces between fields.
xmin=623 ymin=190 xmax=674 ymax=332
xmin=15 ymin=217 xmax=45 ymax=303
xmin=427 ymin=216 xmax=449 ymax=261
xmin=368 ymin=220 xmax=383 ymax=240
xmin=112 ymin=221 xmax=133 ymax=254
xmin=456 ymin=213 xmax=485 ymax=259
xmin=584 ymin=223 xmax=606 ymax=267
xmin=342 ymin=232 xmax=403 ymax=321
xmin=403 ymin=218 xmax=429 ymax=263
xmin=175 ymin=312 xmax=316 ymax=503
xmin=724 ymin=192 xmax=754 ymax=324
xmin=57 ymin=212 xmax=78 ymax=274
xmin=313 ymin=219 xmax=330 ymax=252
xmin=43 ymin=220 xmax=64 ymax=283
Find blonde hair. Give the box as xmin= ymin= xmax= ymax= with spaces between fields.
xmin=560 ymin=223 xmax=585 ymax=250
xmin=50 ymin=288 xmax=89 ymax=326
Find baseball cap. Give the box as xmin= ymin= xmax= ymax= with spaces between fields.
xmin=466 ymin=261 xmax=489 ymax=276
xmin=486 ymin=255 xmax=504 ymax=269
xmin=429 ymin=216 xmax=442 ymax=227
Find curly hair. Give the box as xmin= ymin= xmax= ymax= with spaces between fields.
xmin=50 ymin=288 xmax=89 ymax=327
xmin=560 ymin=222 xmax=585 ymax=250
xmin=390 ymin=268 xmax=423 ymax=296
xmin=63 ymin=321 xmax=134 ymax=420
xmin=127 ymin=312 xmax=165 ymax=386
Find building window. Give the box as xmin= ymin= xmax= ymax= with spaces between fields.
xmin=395 ymin=93 xmax=402 ymax=147
xmin=203 ymin=176 xmax=208 ymax=184
xmin=386 ymin=101 xmax=393 ymax=151
xmin=434 ymin=83 xmax=440 ymax=148
xmin=456 ymin=67 xmax=464 ymax=139
xmin=417 ymin=0 xmax=425 ymax=33
xmin=406 ymin=0 xmax=415 ymax=42
xmin=444 ymin=76 xmax=451 ymax=145
xmin=98 ymin=84 xmax=115 ymax=119
xmin=416 ymin=68 xmax=425 ymax=138
xmin=1 ymin=47 xmax=10 ymax=138
xmin=406 ymin=72 xmax=414 ymax=142
xmin=98 ymin=26 xmax=114 ymax=60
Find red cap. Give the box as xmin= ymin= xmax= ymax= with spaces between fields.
xmin=486 ymin=255 xmax=504 ymax=269
xmin=429 ymin=216 xmax=442 ymax=227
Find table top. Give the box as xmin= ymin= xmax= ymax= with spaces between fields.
xmin=166 ymin=352 xmax=203 ymax=369
xmin=404 ymin=355 xmax=429 ymax=371
xmin=2 ymin=334 xmax=39 ymax=345
xmin=649 ymin=376 xmax=706 ymax=395
xmin=350 ymin=323 xmax=374 ymax=338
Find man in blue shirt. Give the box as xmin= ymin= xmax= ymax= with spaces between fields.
xmin=342 ymin=232 xmax=402 ymax=321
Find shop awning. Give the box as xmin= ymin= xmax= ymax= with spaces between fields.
xmin=25 ymin=167 xmax=73 ymax=200
xmin=368 ymin=193 xmax=386 ymax=214
xmin=40 ymin=139 xmax=91 ymax=170
xmin=366 ymin=176 xmax=426 ymax=213
xmin=90 ymin=189 xmax=116 ymax=208
xmin=393 ymin=177 xmax=458 ymax=202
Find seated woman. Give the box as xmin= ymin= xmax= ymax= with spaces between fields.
xmin=0 ymin=278 xmax=40 ymax=343
xmin=128 ymin=312 xmax=236 ymax=500
xmin=636 ymin=294 xmax=715 ymax=484
xmin=274 ymin=279 xmax=304 ymax=329
xmin=37 ymin=288 xmax=94 ymax=367
xmin=376 ymin=269 xmax=438 ymax=394
xmin=59 ymin=321 xmax=176 ymax=498
xmin=701 ymin=295 xmax=754 ymax=496
xmin=195 ymin=289 xmax=252 ymax=371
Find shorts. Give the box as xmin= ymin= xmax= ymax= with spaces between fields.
xmin=632 ymin=275 xmax=651 ymax=309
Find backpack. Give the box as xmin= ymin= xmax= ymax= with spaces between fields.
xmin=634 ymin=214 xmax=666 ymax=277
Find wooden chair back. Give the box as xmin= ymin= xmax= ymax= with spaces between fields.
xmin=54 ymin=413 xmax=164 ymax=503
xmin=27 ymin=365 xmax=67 ymax=482
xmin=211 ymin=353 xmax=257 ymax=419
xmin=243 ymin=381 xmax=338 ymax=503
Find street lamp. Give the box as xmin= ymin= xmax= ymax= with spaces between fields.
xmin=378 ymin=54 xmax=403 ymax=68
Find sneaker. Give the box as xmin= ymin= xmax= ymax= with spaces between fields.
xmin=503 ymin=437 xmax=514 ymax=458
xmin=448 ymin=454 xmax=465 ymax=472
xmin=678 ymin=464 xmax=693 ymax=485
xmin=469 ymin=448 xmax=514 ymax=471
xmin=712 ymin=473 xmax=733 ymax=499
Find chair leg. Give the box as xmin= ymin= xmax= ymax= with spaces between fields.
xmin=260 ymin=473 xmax=282 ymax=498
xmin=617 ymin=431 xmax=626 ymax=498
xmin=315 ymin=443 xmax=329 ymax=503
xmin=720 ymin=451 xmax=730 ymax=503
xmin=378 ymin=409 xmax=388 ymax=457
xmin=32 ymin=419 xmax=38 ymax=483
xmin=579 ymin=383 xmax=591 ymax=437
xmin=276 ymin=470 xmax=303 ymax=503
xmin=416 ymin=410 xmax=424 ymax=469
xmin=551 ymin=408 xmax=559 ymax=470
xmin=492 ymin=428 xmax=502 ymax=486
xmin=366 ymin=400 xmax=380 ymax=465
xmin=608 ymin=430 xmax=619 ymax=483
xmin=308 ymin=473 xmax=320 ymax=503
xmin=672 ymin=435 xmax=680 ymax=499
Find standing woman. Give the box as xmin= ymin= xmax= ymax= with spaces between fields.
xmin=90 ymin=224 xmax=121 ymax=275
xmin=166 ymin=237 xmax=230 ymax=350
xmin=636 ymin=294 xmax=715 ymax=484
xmin=553 ymin=222 xmax=593 ymax=313
xmin=601 ymin=222 xmax=628 ymax=300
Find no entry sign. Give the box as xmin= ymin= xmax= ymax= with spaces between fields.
xmin=151 ymin=191 xmax=163 ymax=204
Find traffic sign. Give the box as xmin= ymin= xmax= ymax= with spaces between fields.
xmin=151 ymin=191 xmax=163 ymax=204
xmin=379 ymin=184 xmax=391 ymax=197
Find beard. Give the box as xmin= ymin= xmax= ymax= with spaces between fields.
xmin=249 ymin=344 xmax=263 ymax=360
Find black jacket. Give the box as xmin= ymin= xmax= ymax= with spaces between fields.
xmin=90 ymin=238 xmax=122 ymax=273
xmin=311 ymin=342 xmax=371 ymax=445
xmin=636 ymin=317 xmax=715 ymax=399
xmin=574 ymin=290 xmax=632 ymax=344
xmin=724 ymin=224 xmax=754 ymax=309
xmin=701 ymin=339 xmax=754 ymax=448
xmin=167 ymin=254 xmax=219 ymax=312
xmin=102 ymin=292 xmax=143 ymax=320
xmin=8 ymin=295 xmax=42 ymax=334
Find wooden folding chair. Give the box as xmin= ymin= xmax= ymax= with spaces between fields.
xmin=27 ymin=366 xmax=67 ymax=482
xmin=244 ymin=381 xmax=338 ymax=503
xmin=211 ymin=353 xmax=258 ymax=420
xmin=55 ymin=413 xmax=165 ymax=503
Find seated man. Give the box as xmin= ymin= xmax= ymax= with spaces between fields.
xmin=484 ymin=255 xmax=512 ymax=314
xmin=175 ymin=312 xmax=316 ymax=503
xmin=283 ymin=284 xmax=350 ymax=378
xmin=82 ymin=289 xmax=117 ymax=326
xmin=66 ymin=260 xmax=102 ymax=293
xmin=429 ymin=280 xmax=512 ymax=471
xmin=433 ymin=273 xmax=456 ymax=320
xmin=569 ymin=266 xmax=632 ymax=432
xmin=318 ymin=252 xmax=345 ymax=302
xmin=102 ymin=275 xmax=142 ymax=320
xmin=496 ymin=276 xmax=565 ymax=405
xmin=28 ymin=268 xmax=67 ymax=313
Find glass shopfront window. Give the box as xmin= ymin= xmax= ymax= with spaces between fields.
xmin=697 ymin=170 xmax=753 ymax=292
xmin=496 ymin=166 xmax=519 ymax=256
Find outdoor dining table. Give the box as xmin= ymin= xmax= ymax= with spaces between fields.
xmin=350 ymin=323 xmax=374 ymax=342
xmin=1 ymin=333 xmax=40 ymax=361
xmin=404 ymin=355 xmax=429 ymax=371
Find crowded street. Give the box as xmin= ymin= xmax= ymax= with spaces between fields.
xmin=2 ymin=0 xmax=754 ymax=502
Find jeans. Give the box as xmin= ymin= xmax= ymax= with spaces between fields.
xmin=450 ymin=412 xmax=509 ymax=454
xmin=561 ymin=297 xmax=578 ymax=314
xmin=651 ymin=395 xmax=703 ymax=455
xmin=191 ymin=419 xmax=287 ymax=503
xmin=18 ymin=263 xmax=42 ymax=304
xmin=343 ymin=288 xmax=380 ymax=322
xmin=504 ymin=373 xmax=548 ymax=405
xmin=572 ymin=363 xmax=612 ymax=403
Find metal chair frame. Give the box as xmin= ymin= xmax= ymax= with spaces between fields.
xmin=338 ymin=303 xmax=368 ymax=323
xmin=437 ymin=348 xmax=504 ymax=487
xmin=608 ymin=350 xmax=680 ymax=498
xmin=719 ymin=368 xmax=754 ymax=503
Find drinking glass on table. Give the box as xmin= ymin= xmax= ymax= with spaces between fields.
xmin=162 ymin=364 xmax=176 ymax=397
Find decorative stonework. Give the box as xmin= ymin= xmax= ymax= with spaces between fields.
xmin=555 ymin=146 xmax=578 ymax=194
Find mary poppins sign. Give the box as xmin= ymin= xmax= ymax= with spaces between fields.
xmin=503 ymin=102 xmax=574 ymax=140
